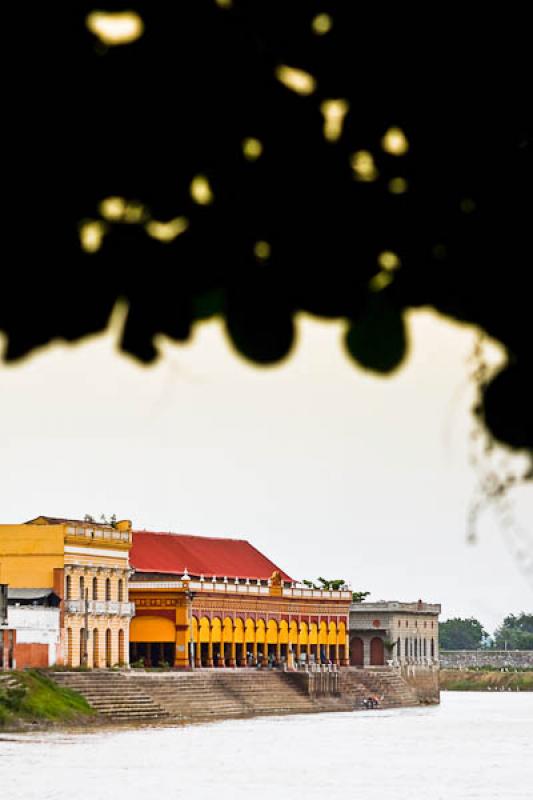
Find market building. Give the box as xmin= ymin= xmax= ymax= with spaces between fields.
xmin=0 ymin=517 xmax=135 ymax=668
xmin=129 ymin=531 xmax=352 ymax=669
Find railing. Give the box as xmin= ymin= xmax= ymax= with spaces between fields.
xmin=133 ymin=580 xmax=351 ymax=600
xmin=392 ymin=657 xmax=439 ymax=667
xmin=283 ymin=588 xmax=351 ymax=600
xmin=350 ymin=601 xmax=441 ymax=614
xmin=65 ymin=600 xmax=135 ymax=616
xmin=66 ymin=526 xmax=131 ymax=543
xmin=294 ymin=664 xmax=340 ymax=697
xmin=292 ymin=662 xmax=339 ymax=673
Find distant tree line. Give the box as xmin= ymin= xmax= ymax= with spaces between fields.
xmin=440 ymin=613 xmax=533 ymax=650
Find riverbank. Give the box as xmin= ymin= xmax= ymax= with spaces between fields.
xmin=0 ymin=670 xmax=96 ymax=730
xmin=440 ymin=668 xmax=533 ymax=691
xmin=0 ymin=666 xmax=425 ymax=731
xmin=2 ymin=695 xmax=532 ymax=800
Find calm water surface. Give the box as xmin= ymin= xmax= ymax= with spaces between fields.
xmin=1 ymin=693 xmax=531 ymax=800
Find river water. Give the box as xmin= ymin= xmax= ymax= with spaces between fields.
xmin=1 ymin=693 xmax=531 ymax=800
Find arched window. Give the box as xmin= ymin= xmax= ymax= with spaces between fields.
xmin=92 ymin=577 xmax=98 ymax=600
xmin=404 ymin=638 xmax=408 ymax=658
xmin=93 ymin=628 xmax=99 ymax=668
xmin=105 ymin=628 xmax=112 ymax=667
xmin=79 ymin=628 xmax=86 ymax=666
xmin=79 ymin=576 xmax=85 ymax=600
xmin=67 ymin=627 xmax=73 ymax=666
xmin=66 ymin=575 xmax=72 ymax=600
xmin=105 ymin=577 xmax=111 ymax=601
xmin=118 ymin=578 xmax=124 ymax=602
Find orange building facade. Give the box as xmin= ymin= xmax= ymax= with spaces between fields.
xmin=129 ymin=531 xmax=351 ymax=668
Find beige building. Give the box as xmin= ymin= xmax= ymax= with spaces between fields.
xmin=0 ymin=516 xmax=135 ymax=668
xmin=349 ymin=600 xmax=440 ymax=667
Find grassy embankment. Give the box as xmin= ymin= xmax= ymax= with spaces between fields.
xmin=0 ymin=670 xmax=95 ymax=728
xmin=440 ymin=669 xmax=533 ymax=691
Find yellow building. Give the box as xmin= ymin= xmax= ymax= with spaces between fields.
xmin=0 ymin=516 xmax=134 ymax=667
xmin=129 ymin=531 xmax=351 ymax=668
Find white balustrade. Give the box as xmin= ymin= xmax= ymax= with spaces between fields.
xmin=65 ymin=599 xmax=134 ymax=616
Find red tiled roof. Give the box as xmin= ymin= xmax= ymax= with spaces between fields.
xmin=131 ymin=531 xmax=293 ymax=582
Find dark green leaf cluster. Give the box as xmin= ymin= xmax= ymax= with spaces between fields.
xmin=3 ymin=3 xmax=531 ymax=453
xmin=439 ymin=617 xmax=489 ymax=650
xmin=302 ymin=577 xmax=352 ymax=591
xmin=493 ymin=613 xmax=533 ymax=650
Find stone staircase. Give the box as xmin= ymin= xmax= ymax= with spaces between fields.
xmin=50 ymin=671 xmax=169 ymax=721
xmin=345 ymin=667 xmax=420 ymax=708
xmin=0 ymin=673 xmax=25 ymax=692
xmin=49 ymin=670 xmax=318 ymax=722
xmin=338 ymin=669 xmax=377 ymax=709
xmin=126 ymin=670 xmax=318 ymax=720
xmin=48 ymin=667 xmax=420 ymax=723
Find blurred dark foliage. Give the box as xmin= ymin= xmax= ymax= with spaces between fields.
xmin=4 ymin=1 xmax=532 ymax=453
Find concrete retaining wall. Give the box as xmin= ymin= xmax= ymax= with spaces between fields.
xmin=400 ymin=664 xmax=440 ymax=702
xmin=440 ymin=650 xmax=533 ymax=669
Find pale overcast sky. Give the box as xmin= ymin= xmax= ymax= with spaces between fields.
xmin=1 ymin=309 xmax=531 ymax=633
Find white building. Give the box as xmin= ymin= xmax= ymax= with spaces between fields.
xmin=3 ymin=589 xmax=61 ymax=668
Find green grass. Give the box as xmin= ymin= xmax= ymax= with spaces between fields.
xmin=0 ymin=670 xmax=95 ymax=727
xmin=440 ymin=669 xmax=533 ymax=691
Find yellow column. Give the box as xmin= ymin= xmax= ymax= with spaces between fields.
xmin=230 ymin=638 xmax=237 ymax=668
xmin=195 ymin=626 xmax=201 ymax=668
xmin=334 ymin=640 xmax=340 ymax=665
xmin=262 ymin=639 xmax=268 ymax=667
xmin=207 ymin=633 xmax=214 ymax=668
xmin=287 ymin=647 xmax=294 ymax=670
xmin=218 ymin=637 xmax=226 ymax=668
xmin=341 ymin=622 xmax=349 ymax=666
xmin=252 ymin=639 xmax=258 ymax=665
xmin=173 ymin=582 xmax=192 ymax=669
xmin=341 ymin=641 xmax=348 ymax=666
xmin=240 ymin=640 xmax=247 ymax=667
xmin=296 ymin=641 xmax=301 ymax=663
xmin=276 ymin=639 xmax=281 ymax=664
xmin=174 ymin=624 xmax=190 ymax=668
